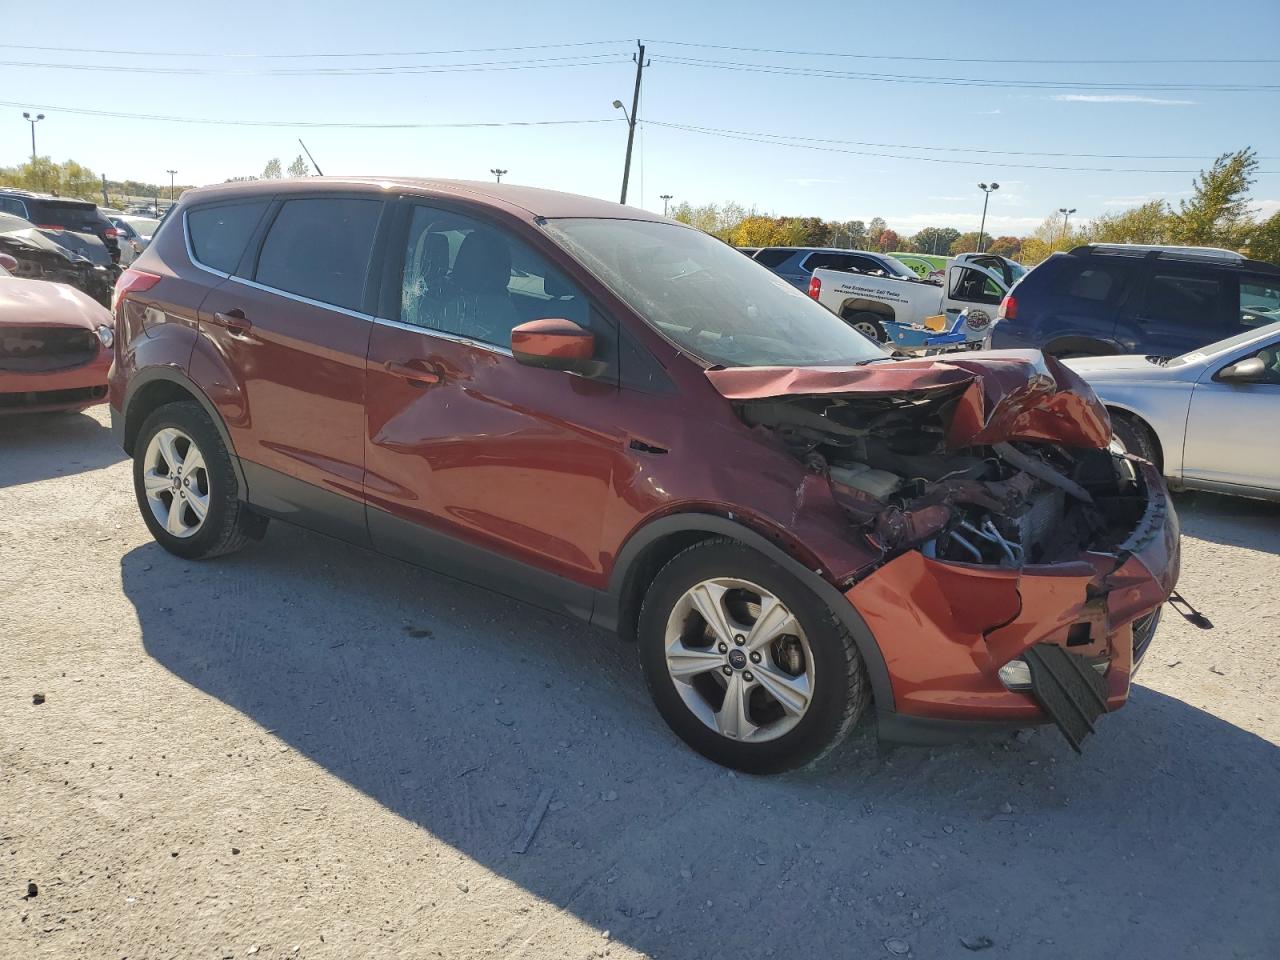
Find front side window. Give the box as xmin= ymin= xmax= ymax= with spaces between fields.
xmin=1240 ymin=277 xmax=1280 ymax=327
xmin=398 ymin=205 xmax=593 ymax=349
xmin=1142 ymin=272 xmax=1222 ymax=327
xmin=188 ymin=200 xmax=270 ymax=275
xmin=255 ymin=197 xmax=382 ymax=311
xmin=543 ymin=218 xmax=888 ymax=368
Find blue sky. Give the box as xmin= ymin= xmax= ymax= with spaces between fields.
xmin=6 ymin=0 xmax=1279 ymax=236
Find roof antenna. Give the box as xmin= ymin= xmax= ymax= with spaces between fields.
xmin=297 ymin=138 xmax=324 ymax=176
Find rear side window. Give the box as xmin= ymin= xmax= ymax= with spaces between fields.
xmin=1056 ymin=261 xmax=1131 ymax=304
xmin=255 ymin=198 xmax=382 ymax=311
xmin=1142 ymin=272 xmax=1222 ymax=326
xmin=752 ymin=248 xmax=794 ymax=268
xmin=188 ymin=201 xmax=269 ymax=274
xmin=803 ymin=252 xmax=882 ymax=275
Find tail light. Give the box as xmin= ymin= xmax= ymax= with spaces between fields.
xmin=35 ymin=223 xmax=63 ymax=231
xmin=104 ymin=226 xmax=121 ymax=238
xmin=808 ymin=275 xmax=822 ymax=300
xmin=112 ymin=268 xmax=161 ymax=316
xmin=997 ymin=294 xmax=1017 ymax=320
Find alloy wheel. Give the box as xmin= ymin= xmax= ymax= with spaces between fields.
xmin=141 ymin=427 xmax=210 ymax=539
xmin=663 ymin=577 xmax=815 ymax=743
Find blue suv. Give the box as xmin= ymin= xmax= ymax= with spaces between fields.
xmin=745 ymin=246 xmax=919 ymax=291
xmin=991 ymin=244 xmax=1280 ymax=358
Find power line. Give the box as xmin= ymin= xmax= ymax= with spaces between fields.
xmin=640 ymin=121 xmax=1277 ymax=161
xmin=0 ymin=54 xmax=632 ymax=77
xmin=0 ymin=39 xmax=629 ymax=59
xmin=658 ymin=56 xmax=1280 ymax=92
xmin=644 ymin=38 xmax=1280 ymax=65
xmin=0 ymin=100 xmax=623 ymax=129
xmin=645 ymin=121 xmax=1280 ymax=175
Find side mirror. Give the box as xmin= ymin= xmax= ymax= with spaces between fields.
xmin=1217 ymin=356 xmax=1268 ymax=383
xmin=0 ymin=252 xmax=18 ymax=272
xmin=511 ymin=318 xmax=598 ymax=375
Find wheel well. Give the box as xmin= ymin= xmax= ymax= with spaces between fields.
xmin=839 ymin=299 xmax=895 ymax=322
xmin=1043 ymin=336 xmax=1119 ymax=358
xmin=615 ymin=529 xmax=717 ymax=642
xmin=1107 ymin=406 xmax=1165 ymax=473
xmin=123 ymin=379 xmax=199 ymax=455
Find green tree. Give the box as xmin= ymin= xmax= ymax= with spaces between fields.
xmin=910 ymin=227 xmax=961 ymax=255
xmin=1245 ymin=210 xmax=1280 ymax=265
xmin=262 ymin=158 xmax=283 ymax=179
xmin=287 ymin=155 xmax=311 ymax=178
xmin=1090 ymin=200 xmax=1171 ymax=245
xmin=1169 ymin=149 xmax=1257 ymax=248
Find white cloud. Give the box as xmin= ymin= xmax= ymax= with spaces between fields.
xmin=1254 ymin=198 xmax=1280 ymax=219
xmin=1050 ymin=94 xmax=1197 ymax=106
xmin=883 ymin=211 xmax=1047 ymax=232
xmin=978 ymin=108 xmax=1003 ymax=115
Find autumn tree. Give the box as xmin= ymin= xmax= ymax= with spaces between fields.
xmin=262 ymin=158 xmax=283 ymax=179
xmin=949 ymin=231 xmax=993 ymax=255
xmin=730 ymin=216 xmax=791 ymax=247
xmin=286 ymin=155 xmax=311 ymax=177
xmin=987 ymin=236 xmax=1022 ymax=259
xmin=1167 ymin=148 xmax=1258 ymax=248
xmin=1245 ymin=210 xmax=1280 ymax=265
xmin=877 ymin=228 xmax=900 ymax=252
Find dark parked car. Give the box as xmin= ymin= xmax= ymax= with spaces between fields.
xmin=991 ymin=244 xmax=1280 ymax=358
xmin=109 ymin=178 xmax=1178 ymax=772
xmin=0 ymin=190 xmax=121 ymax=264
xmin=745 ymin=246 xmax=920 ymax=291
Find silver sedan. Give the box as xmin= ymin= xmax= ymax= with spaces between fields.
xmin=1066 ymin=321 xmax=1280 ymax=501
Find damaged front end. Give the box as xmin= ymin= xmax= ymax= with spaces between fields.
xmin=709 ymin=351 xmax=1180 ymax=750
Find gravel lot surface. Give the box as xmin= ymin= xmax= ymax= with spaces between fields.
xmin=2 ymin=406 xmax=1278 ymax=959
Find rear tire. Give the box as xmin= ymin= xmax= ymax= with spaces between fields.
xmin=637 ymin=538 xmax=869 ymax=774
xmin=843 ymin=311 xmax=888 ymax=343
xmin=132 ymin=401 xmax=266 ymax=560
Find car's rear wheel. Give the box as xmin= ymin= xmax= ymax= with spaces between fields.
xmin=637 ymin=538 xmax=868 ymax=773
xmin=843 ymin=311 xmax=888 ymax=343
xmin=1110 ymin=412 xmax=1163 ymax=471
xmin=132 ymin=401 xmax=266 ymax=559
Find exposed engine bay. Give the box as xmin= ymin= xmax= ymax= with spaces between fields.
xmin=739 ymin=385 xmax=1148 ymax=571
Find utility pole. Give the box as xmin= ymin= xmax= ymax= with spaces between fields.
xmin=490 ymin=168 xmax=508 ymax=183
xmin=659 ymin=193 xmax=673 ymax=216
xmin=101 ymin=173 xmax=108 ymax=206
xmin=23 ymin=111 xmax=45 ymax=188
xmin=1058 ymin=207 xmax=1077 ymax=245
xmin=977 ymin=182 xmax=999 ymax=252
xmin=615 ymin=41 xmax=648 ymax=205
xmin=166 ymin=169 xmax=177 ymax=203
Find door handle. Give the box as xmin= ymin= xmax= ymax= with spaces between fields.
xmin=210 ymin=309 xmax=252 ymax=333
xmin=384 ymin=358 xmax=442 ymax=386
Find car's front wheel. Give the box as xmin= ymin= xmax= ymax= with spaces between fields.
xmin=132 ymin=401 xmax=266 ymax=559
xmin=637 ymin=538 xmax=869 ymax=773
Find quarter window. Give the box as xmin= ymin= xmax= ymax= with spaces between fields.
xmin=1239 ymin=277 xmax=1280 ymax=327
xmin=1060 ymin=264 xmax=1128 ymax=303
xmin=188 ymin=201 xmax=269 ymax=275
xmin=398 ymin=205 xmax=593 ymax=349
xmin=1142 ymin=273 xmax=1222 ymax=327
xmin=255 ymin=198 xmax=382 ymax=311
xmin=752 ymin=248 xmax=794 ymax=269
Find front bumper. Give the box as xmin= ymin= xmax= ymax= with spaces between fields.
xmin=0 ymin=345 xmax=112 ymax=415
xmin=852 ymin=460 xmax=1178 ymax=733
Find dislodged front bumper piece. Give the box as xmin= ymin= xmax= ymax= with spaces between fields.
xmin=706 ymin=351 xmax=1180 ymax=748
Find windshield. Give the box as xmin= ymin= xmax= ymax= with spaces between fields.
xmin=543 ymin=218 xmax=890 ymax=367
xmin=1167 ymin=322 xmax=1280 ymax=367
xmin=878 ymin=254 xmax=921 ymax=280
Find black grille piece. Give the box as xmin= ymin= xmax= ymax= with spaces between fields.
xmin=0 ymin=326 xmax=98 ymax=373
xmin=1025 ymin=643 xmax=1110 ymax=753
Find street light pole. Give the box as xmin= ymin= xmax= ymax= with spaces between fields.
xmin=614 ymin=41 xmax=649 ymax=205
xmin=490 ymin=168 xmax=508 ymax=183
xmin=977 ymin=182 xmax=999 ymax=253
xmin=22 ymin=111 xmax=45 ymax=167
xmin=1058 ymin=207 xmax=1077 ymax=245
xmin=659 ymin=193 xmax=673 ymax=216
xmin=166 ymin=169 xmax=177 ymax=203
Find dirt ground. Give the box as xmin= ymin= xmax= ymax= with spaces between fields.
xmin=2 ymin=406 xmax=1278 ymax=959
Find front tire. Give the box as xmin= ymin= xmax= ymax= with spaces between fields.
xmin=132 ymin=401 xmax=266 ymax=559
xmin=637 ymin=538 xmax=869 ymax=774
xmin=1111 ymin=411 xmax=1163 ymax=471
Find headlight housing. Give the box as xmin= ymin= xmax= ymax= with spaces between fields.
xmin=95 ymin=324 xmax=114 ymax=349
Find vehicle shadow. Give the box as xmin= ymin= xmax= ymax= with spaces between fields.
xmin=1174 ymin=489 xmax=1280 ymax=555
xmin=122 ymin=523 xmax=1280 ymax=959
xmin=0 ymin=408 xmax=124 ymax=488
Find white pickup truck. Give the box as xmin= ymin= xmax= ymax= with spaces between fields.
xmin=808 ymin=253 xmax=1025 ymax=348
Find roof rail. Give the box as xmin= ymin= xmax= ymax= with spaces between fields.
xmin=1069 ymin=243 xmax=1245 ymax=264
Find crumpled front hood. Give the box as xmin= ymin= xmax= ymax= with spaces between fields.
xmin=0 ymin=276 xmax=113 ymax=330
xmin=706 ymin=349 xmax=1111 ymax=449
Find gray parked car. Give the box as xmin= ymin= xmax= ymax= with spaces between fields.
xmin=1065 ymin=322 xmax=1280 ymax=501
